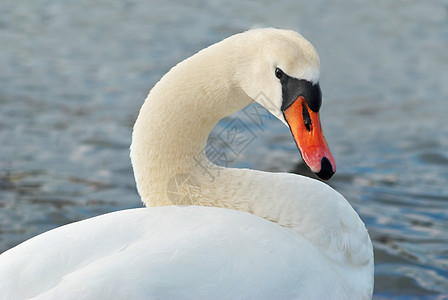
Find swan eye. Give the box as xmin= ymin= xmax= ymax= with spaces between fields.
xmin=275 ymin=68 xmax=284 ymax=79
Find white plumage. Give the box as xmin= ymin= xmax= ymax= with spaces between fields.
xmin=0 ymin=28 xmax=374 ymax=299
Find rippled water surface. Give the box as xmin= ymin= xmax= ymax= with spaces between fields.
xmin=1 ymin=0 xmax=447 ymax=298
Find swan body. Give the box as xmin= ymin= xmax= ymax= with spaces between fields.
xmin=0 ymin=28 xmax=374 ymax=299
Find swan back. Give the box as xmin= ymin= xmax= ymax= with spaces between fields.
xmin=0 ymin=207 xmax=371 ymax=299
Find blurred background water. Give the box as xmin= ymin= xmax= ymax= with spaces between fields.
xmin=1 ymin=0 xmax=447 ymax=298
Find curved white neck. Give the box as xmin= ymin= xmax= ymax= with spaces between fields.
xmin=130 ymin=34 xmax=372 ymax=276
xmin=129 ymin=30 xmax=373 ymax=297
xmin=131 ymin=40 xmax=250 ymax=206
xmin=130 ymin=36 xmax=332 ymax=228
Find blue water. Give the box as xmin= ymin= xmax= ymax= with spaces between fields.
xmin=1 ymin=0 xmax=447 ymax=298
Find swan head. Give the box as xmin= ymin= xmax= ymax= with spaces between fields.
xmin=234 ymin=28 xmax=335 ymax=180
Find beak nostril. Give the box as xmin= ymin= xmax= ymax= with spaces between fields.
xmin=302 ymin=102 xmax=312 ymax=132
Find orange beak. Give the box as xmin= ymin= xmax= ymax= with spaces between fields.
xmin=284 ymin=96 xmax=336 ymax=180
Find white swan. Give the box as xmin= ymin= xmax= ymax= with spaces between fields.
xmin=0 ymin=28 xmax=373 ymax=299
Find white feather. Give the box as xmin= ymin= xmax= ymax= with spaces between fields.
xmin=0 ymin=28 xmax=373 ymax=299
